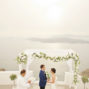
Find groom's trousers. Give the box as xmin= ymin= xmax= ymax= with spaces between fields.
xmin=40 ymin=87 xmax=45 ymax=89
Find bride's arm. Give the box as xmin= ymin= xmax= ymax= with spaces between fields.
xmin=48 ymin=76 xmax=55 ymax=83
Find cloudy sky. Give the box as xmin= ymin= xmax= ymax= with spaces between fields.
xmin=0 ymin=0 xmax=89 ymax=40
xmin=0 ymin=0 xmax=89 ymax=71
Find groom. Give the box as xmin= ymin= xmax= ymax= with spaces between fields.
xmin=39 ymin=64 xmax=47 ymax=89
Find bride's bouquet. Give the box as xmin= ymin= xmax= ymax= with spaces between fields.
xmin=46 ymin=72 xmax=51 ymax=80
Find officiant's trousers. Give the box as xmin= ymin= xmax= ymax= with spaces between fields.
xmin=40 ymin=87 xmax=45 ymax=89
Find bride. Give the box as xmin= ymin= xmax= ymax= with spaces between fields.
xmin=48 ymin=68 xmax=56 ymax=89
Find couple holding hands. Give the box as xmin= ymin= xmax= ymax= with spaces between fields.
xmin=39 ymin=64 xmax=56 ymax=89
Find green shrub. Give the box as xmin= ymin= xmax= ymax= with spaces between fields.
xmin=10 ymin=74 xmax=17 ymax=81
xmin=81 ymin=76 xmax=89 ymax=89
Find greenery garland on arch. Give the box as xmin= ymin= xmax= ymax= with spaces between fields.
xmin=32 ymin=52 xmax=80 ymax=84
xmin=16 ymin=52 xmax=28 ymax=64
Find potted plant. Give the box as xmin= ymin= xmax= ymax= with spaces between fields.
xmin=10 ymin=74 xmax=17 ymax=89
xmin=81 ymin=76 xmax=89 ymax=89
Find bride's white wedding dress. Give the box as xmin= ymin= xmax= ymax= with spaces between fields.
xmin=51 ymin=83 xmax=56 ymax=89
xmin=50 ymin=76 xmax=57 ymax=89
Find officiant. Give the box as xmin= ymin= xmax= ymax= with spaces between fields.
xmin=17 ymin=69 xmax=31 ymax=89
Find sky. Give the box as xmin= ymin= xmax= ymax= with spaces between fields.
xmin=0 ymin=0 xmax=89 ymax=39
xmin=0 ymin=0 xmax=89 ymax=72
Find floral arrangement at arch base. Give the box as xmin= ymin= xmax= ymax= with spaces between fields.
xmin=32 ymin=52 xmax=80 ymax=85
xmin=16 ymin=52 xmax=28 ymax=64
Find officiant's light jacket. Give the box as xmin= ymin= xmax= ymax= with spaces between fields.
xmin=16 ymin=76 xmax=30 ymax=89
xmin=39 ymin=70 xmax=47 ymax=87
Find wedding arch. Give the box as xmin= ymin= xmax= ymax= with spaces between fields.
xmin=16 ymin=49 xmax=80 ymax=85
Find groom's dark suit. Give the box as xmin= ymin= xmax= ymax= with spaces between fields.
xmin=39 ymin=70 xmax=47 ymax=89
